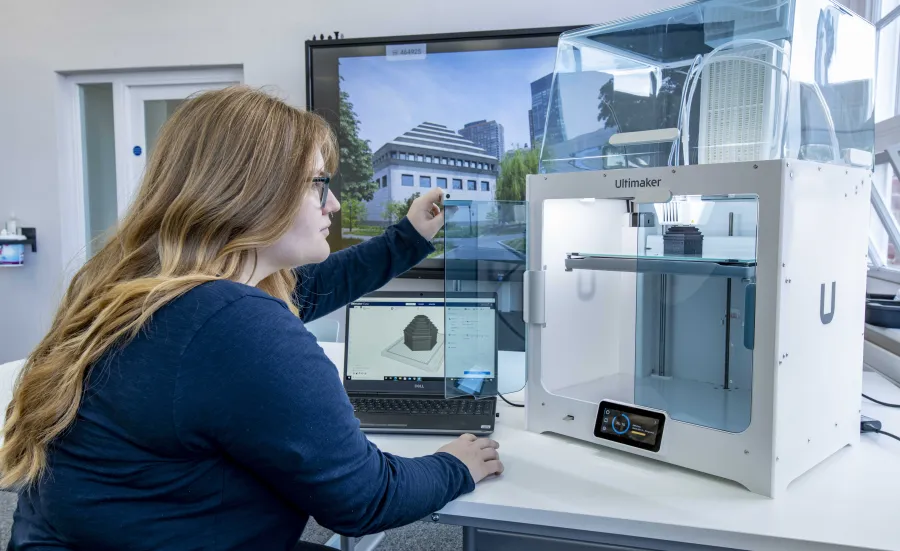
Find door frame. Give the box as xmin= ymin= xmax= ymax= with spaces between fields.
xmin=56 ymin=67 xmax=243 ymax=281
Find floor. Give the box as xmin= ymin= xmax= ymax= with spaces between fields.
xmin=0 ymin=492 xmax=463 ymax=550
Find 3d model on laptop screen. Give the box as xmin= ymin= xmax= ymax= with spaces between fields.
xmin=404 ymin=315 xmax=438 ymax=351
xmin=379 ymin=314 xmax=444 ymax=373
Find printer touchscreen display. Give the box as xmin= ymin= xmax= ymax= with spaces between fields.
xmin=594 ymin=402 xmax=665 ymax=452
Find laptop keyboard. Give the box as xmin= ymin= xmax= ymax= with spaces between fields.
xmin=350 ymin=397 xmax=495 ymax=416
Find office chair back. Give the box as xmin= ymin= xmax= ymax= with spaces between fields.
xmin=304 ymin=318 xmax=340 ymax=343
xmin=293 ymin=542 xmax=335 ymax=551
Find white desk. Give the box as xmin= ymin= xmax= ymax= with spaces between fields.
xmin=320 ymin=343 xmax=900 ymax=551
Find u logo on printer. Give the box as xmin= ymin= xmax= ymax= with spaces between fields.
xmin=820 ymin=282 xmax=836 ymax=325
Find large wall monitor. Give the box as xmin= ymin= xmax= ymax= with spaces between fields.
xmin=306 ymin=26 xmax=581 ymax=278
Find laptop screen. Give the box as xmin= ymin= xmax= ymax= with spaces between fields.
xmin=343 ymin=292 xmax=498 ymax=395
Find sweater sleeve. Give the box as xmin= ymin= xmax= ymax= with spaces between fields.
xmin=173 ymin=295 xmax=474 ymax=537
xmin=295 ymin=217 xmax=434 ymax=322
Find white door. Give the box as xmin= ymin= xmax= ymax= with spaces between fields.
xmin=59 ymin=68 xmax=242 ymax=273
xmin=121 ymin=81 xmax=237 ymax=215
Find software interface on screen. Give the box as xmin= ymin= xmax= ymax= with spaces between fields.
xmin=346 ymin=297 xmax=497 ymax=382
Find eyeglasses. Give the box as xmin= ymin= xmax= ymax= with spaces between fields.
xmin=312 ymin=174 xmax=331 ymax=208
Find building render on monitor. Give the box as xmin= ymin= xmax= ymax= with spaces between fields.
xmin=458 ymin=119 xmax=505 ymax=160
xmin=367 ymin=122 xmax=498 ymax=224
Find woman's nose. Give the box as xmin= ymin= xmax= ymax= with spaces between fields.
xmin=324 ymin=189 xmax=341 ymax=213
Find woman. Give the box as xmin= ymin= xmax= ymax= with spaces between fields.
xmin=0 ymin=86 xmax=503 ymax=550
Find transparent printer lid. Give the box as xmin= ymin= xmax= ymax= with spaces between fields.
xmin=442 ymin=200 xmax=527 ymax=399
xmin=538 ymin=0 xmax=875 ymax=173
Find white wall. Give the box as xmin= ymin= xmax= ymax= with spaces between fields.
xmin=0 ymin=0 xmax=684 ymax=362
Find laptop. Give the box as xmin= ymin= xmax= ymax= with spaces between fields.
xmin=343 ymin=291 xmax=498 ymax=435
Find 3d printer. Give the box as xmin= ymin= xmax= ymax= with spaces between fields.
xmin=519 ymin=0 xmax=875 ymax=497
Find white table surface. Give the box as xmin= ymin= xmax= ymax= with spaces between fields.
xmin=320 ymin=342 xmax=900 ymax=551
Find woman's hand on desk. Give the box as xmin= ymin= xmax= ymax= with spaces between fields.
xmin=405 ymin=188 xmax=445 ymax=241
xmin=438 ymin=434 xmax=504 ymax=483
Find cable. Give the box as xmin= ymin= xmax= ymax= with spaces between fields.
xmin=861 ymin=413 xmax=900 ymax=444
xmin=498 ymin=311 xmax=526 ymax=343
xmin=499 ymin=394 xmax=524 ymax=408
xmin=863 ymin=394 xmax=900 ymax=408
xmin=807 ymin=81 xmax=842 ymax=162
xmin=495 ymin=312 xmax=525 ymax=408
xmin=669 ymin=55 xmax=702 ymax=166
xmin=497 ymin=264 xmax=521 ymax=282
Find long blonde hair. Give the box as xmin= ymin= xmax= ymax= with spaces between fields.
xmin=0 ymin=86 xmax=338 ymax=489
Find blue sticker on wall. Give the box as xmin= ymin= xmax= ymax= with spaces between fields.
xmin=133 ymin=146 xmax=142 ymax=156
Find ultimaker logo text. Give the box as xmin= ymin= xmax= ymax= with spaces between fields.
xmin=615 ymin=178 xmax=661 ymax=188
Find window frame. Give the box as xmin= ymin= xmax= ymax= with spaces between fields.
xmin=867 ymin=0 xmax=900 ymax=283
xmin=870 ymin=145 xmax=900 ymax=282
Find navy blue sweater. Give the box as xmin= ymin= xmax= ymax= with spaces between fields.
xmin=9 ymin=218 xmax=474 ymax=551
